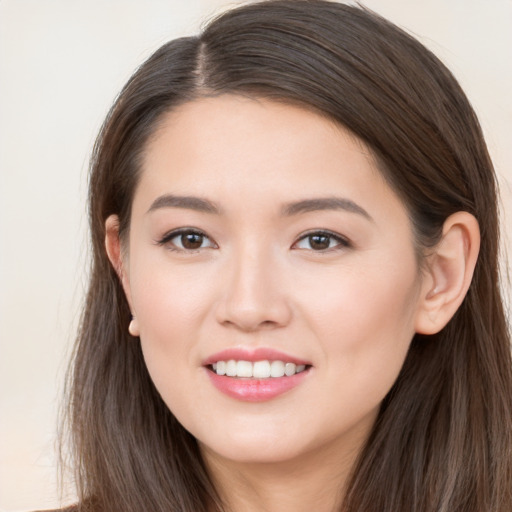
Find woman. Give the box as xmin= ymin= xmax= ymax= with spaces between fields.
xmin=61 ymin=1 xmax=512 ymax=511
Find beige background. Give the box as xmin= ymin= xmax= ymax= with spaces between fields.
xmin=0 ymin=1 xmax=510 ymax=510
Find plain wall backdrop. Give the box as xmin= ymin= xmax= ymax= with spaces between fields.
xmin=0 ymin=1 xmax=510 ymax=510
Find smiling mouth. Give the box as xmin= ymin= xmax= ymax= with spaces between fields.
xmin=209 ymin=360 xmax=309 ymax=379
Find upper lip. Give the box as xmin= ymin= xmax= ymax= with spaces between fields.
xmin=203 ymin=347 xmax=311 ymax=367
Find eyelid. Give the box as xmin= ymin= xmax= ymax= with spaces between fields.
xmin=292 ymin=229 xmax=351 ymax=251
xmin=156 ymin=227 xmax=218 ymax=251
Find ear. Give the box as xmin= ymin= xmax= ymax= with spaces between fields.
xmin=415 ymin=211 xmax=480 ymax=335
xmin=105 ymin=214 xmax=135 ymax=315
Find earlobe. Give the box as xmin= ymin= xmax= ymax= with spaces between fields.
xmin=105 ymin=214 xmax=134 ymax=310
xmin=415 ymin=212 xmax=480 ymax=335
xmin=128 ymin=316 xmax=140 ymax=337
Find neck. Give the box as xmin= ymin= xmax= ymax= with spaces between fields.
xmin=201 ymin=428 xmax=369 ymax=512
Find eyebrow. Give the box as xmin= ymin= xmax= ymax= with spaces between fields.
xmin=147 ymin=194 xmax=372 ymax=221
xmin=282 ymin=197 xmax=373 ymax=221
xmin=147 ymin=194 xmax=221 ymax=214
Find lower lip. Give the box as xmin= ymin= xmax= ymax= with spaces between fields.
xmin=206 ymin=368 xmax=310 ymax=402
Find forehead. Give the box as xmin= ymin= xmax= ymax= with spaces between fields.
xmin=140 ymin=95 xmax=380 ymax=194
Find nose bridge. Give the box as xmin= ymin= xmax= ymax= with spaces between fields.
xmin=217 ymin=238 xmax=291 ymax=331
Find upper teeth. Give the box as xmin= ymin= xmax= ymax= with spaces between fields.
xmin=212 ymin=360 xmax=306 ymax=378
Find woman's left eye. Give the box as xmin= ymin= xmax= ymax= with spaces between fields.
xmin=157 ymin=229 xmax=217 ymax=251
xmin=293 ymin=231 xmax=350 ymax=251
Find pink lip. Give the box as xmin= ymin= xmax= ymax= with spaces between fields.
xmin=203 ymin=348 xmax=311 ymax=402
xmin=206 ymin=370 xmax=310 ymax=402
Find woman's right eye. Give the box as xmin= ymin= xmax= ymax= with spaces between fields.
xmin=157 ymin=229 xmax=217 ymax=251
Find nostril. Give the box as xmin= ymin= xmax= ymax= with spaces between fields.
xmin=261 ymin=319 xmax=279 ymax=328
xmin=220 ymin=318 xmax=281 ymax=332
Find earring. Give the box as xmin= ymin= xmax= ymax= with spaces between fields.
xmin=128 ymin=316 xmax=140 ymax=337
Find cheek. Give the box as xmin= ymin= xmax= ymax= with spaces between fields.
xmin=130 ymin=251 xmax=217 ymax=332
xmin=295 ymin=258 xmax=421 ymax=432
xmin=127 ymin=256 xmax=224 ymax=400
xmin=130 ymin=262 xmax=206 ymax=372
xmin=298 ymin=253 xmax=421 ymax=370
xmin=130 ymin=265 xmax=214 ymax=416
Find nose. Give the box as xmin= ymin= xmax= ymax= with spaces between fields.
xmin=215 ymin=247 xmax=293 ymax=332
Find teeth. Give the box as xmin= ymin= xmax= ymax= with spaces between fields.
xmin=270 ymin=360 xmax=285 ymax=377
xmin=216 ymin=361 xmax=226 ymax=375
xmin=226 ymin=360 xmax=237 ymax=377
xmin=285 ymin=363 xmax=296 ymax=376
xmin=212 ymin=359 xmax=308 ymax=378
xmin=253 ymin=360 xmax=271 ymax=379
xmin=236 ymin=360 xmax=253 ymax=378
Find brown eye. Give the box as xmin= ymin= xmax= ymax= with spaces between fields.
xmin=294 ymin=231 xmax=350 ymax=251
xmin=181 ymin=232 xmax=205 ymax=249
xmin=308 ymin=234 xmax=331 ymax=250
xmin=158 ymin=229 xmax=216 ymax=251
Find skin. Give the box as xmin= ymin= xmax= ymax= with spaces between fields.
xmin=106 ymin=95 xmax=480 ymax=512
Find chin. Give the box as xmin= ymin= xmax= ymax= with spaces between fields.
xmin=199 ymin=436 xmax=308 ymax=465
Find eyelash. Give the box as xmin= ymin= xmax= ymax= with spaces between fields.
xmin=156 ymin=228 xmax=351 ymax=253
xmin=156 ymin=228 xmax=217 ymax=252
xmin=292 ymin=230 xmax=351 ymax=252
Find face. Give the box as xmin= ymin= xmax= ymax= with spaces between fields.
xmin=116 ymin=95 xmax=430 ymax=467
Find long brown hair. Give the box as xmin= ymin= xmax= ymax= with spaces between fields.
xmin=64 ymin=1 xmax=512 ymax=511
